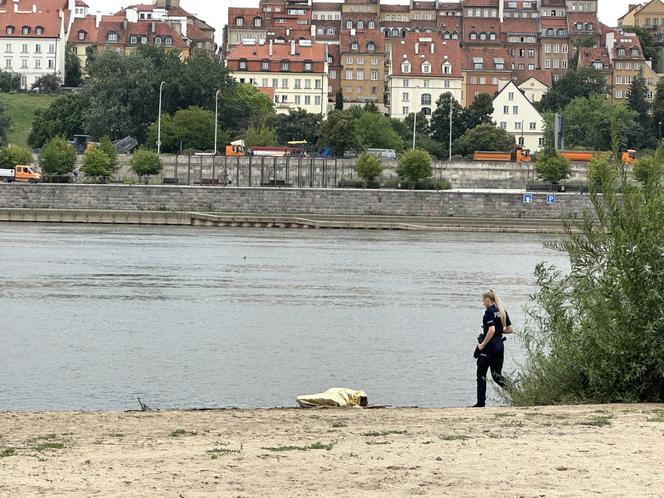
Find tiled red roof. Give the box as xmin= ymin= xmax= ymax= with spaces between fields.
xmin=501 ymin=18 xmax=538 ymax=34
xmin=567 ymin=13 xmax=600 ymax=34
xmin=226 ymin=42 xmax=327 ymax=73
xmin=0 ymin=11 xmax=61 ymax=38
xmin=68 ymin=15 xmax=98 ymax=43
xmin=340 ymin=31 xmax=384 ymax=53
xmin=380 ymin=5 xmax=410 ymax=12
xmin=540 ymin=18 xmax=568 ymax=29
xmin=463 ymin=18 xmax=501 ymax=43
xmin=463 ymin=0 xmax=499 ymax=6
xmin=463 ymin=46 xmax=511 ymax=71
xmin=514 ymin=69 xmax=552 ymax=87
xmin=578 ymin=47 xmax=611 ymax=70
xmin=391 ymin=32 xmax=462 ymax=77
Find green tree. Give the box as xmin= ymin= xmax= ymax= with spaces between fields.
xmin=401 ymin=112 xmax=430 ymax=142
xmin=507 ymin=144 xmax=664 ymax=405
xmin=220 ymin=83 xmax=275 ymax=135
xmin=534 ymin=150 xmax=571 ymax=183
xmin=130 ymin=148 xmax=162 ymax=182
xmin=32 ymin=74 xmax=61 ymax=93
xmin=0 ymin=100 xmax=10 ymax=146
xmin=275 ymin=109 xmax=322 ymax=149
xmin=64 ymin=45 xmax=83 ymax=87
xmin=415 ymin=134 xmax=447 ymax=159
xmin=462 ymin=92 xmax=495 ymax=131
xmin=430 ymin=93 xmax=464 ymax=144
xmin=0 ymin=144 xmax=33 ymax=168
xmin=626 ymin=73 xmax=655 ymax=149
xmin=28 ymin=93 xmax=87 ymax=148
xmin=39 ymin=137 xmax=76 ymax=177
xmin=335 ymin=89 xmax=344 ymax=110
xmin=357 ymin=112 xmax=405 ymax=151
xmin=145 ymin=107 xmax=218 ymax=153
xmin=355 ymin=153 xmax=383 ymax=182
xmin=81 ymin=146 xmax=113 ymax=181
xmin=98 ymin=136 xmax=118 ymax=171
xmin=652 ymin=78 xmax=664 ymax=140
xmin=397 ymin=149 xmax=432 ymax=183
xmin=244 ymin=125 xmax=277 ymax=149
xmin=452 ymin=124 xmax=516 ymax=156
xmin=562 ymin=96 xmax=637 ymax=151
xmin=320 ymin=110 xmax=362 ymax=157
xmin=538 ymin=66 xmax=610 ymax=112
xmin=0 ymin=71 xmax=21 ymax=92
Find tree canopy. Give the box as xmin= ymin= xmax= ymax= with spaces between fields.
xmin=538 ymin=67 xmax=610 ymax=113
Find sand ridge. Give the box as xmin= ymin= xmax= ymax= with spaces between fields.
xmin=1 ymin=404 xmax=663 ymax=497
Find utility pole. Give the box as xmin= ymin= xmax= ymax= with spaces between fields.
xmin=157 ymin=81 xmax=165 ymax=155
xmin=214 ymin=89 xmax=221 ymax=154
xmin=412 ymin=111 xmax=417 ymax=149
xmin=448 ymin=99 xmax=453 ymax=163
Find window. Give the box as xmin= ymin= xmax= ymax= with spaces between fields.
xmin=235 ymin=17 xmax=244 ymax=27
xmin=262 ymin=60 xmax=270 ymax=71
xmin=470 ymin=32 xmax=477 ymax=40
xmin=368 ymin=21 xmax=375 ymax=29
xmin=442 ymin=62 xmax=451 ymax=74
xmin=4 ymin=58 xmax=11 ymax=69
xmin=512 ymin=106 xmax=519 ymax=115
xmin=6 ymin=26 xmax=14 ymax=35
xmin=35 ymin=26 xmax=44 ymax=35
xmin=315 ymin=95 xmax=321 ymax=106
xmin=346 ymin=56 xmax=353 ymax=65
xmin=107 ymin=32 xmax=118 ymax=42
xmin=351 ymin=41 xmax=358 ymax=51
xmin=35 ymin=44 xmax=41 ymax=53
xmin=515 ymin=122 xmax=522 ymax=130
xmin=370 ymin=70 xmax=377 ymax=80
xmin=401 ymin=61 xmax=411 ymax=73
xmin=508 ymin=92 xmax=514 ymax=101
xmin=295 ymin=95 xmax=301 ymax=105
xmin=21 ymin=59 xmax=28 ymax=69
xmin=22 ymin=26 xmax=30 ymax=35
xmin=330 ymin=70 xmax=337 ymax=80
xmin=346 ymin=21 xmax=352 ymax=29
xmin=421 ymin=93 xmax=431 ymax=105
xmin=403 ymin=79 xmax=409 ymax=87
xmin=165 ymin=37 xmax=172 ymax=46
xmin=503 ymin=105 xmax=509 ymax=114
xmin=35 ymin=59 xmax=41 ymax=68
xmin=239 ymin=59 xmax=247 ymax=70
xmin=356 ymin=57 xmax=364 ymax=65
xmin=558 ymin=29 xmax=565 ymax=36
xmin=371 ymin=57 xmax=378 ymax=65
xmin=78 ymin=30 xmax=86 ymax=40
xmin=305 ymin=79 xmax=311 ymax=89
xmin=423 ymin=80 xmax=430 ymax=88
xmin=304 ymin=61 xmax=312 ymax=72
xmin=327 ymin=27 xmax=335 ymax=35
xmin=21 ymin=44 xmax=27 ymax=53
xmin=357 ymin=20 xmax=364 ymax=29
xmin=130 ymin=35 xmax=138 ymax=44
xmin=280 ymin=60 xmax=289 ymax=71
xmin=48 ymin=59 xmax=54 ymax=69
xmin=518 ymin=137 xmax=525 ymax=146
xmin=489 ymin=32 xmax=496 ymax=40
xmin=575 ymin=22 xmax=583 ymax=31
xmin=4 ymin=44 xmax=10 ymax=53
xmin=422 ymin=61 xmax=431 ymax=74
xmin=254 ymin=17 xmax=262 ymax=27
xmin=547 ymin=29 xmax=554 ymax=36
xmin=315 ymin=79 xmax=322 ymax=89
xmin=367 ymin=42 xmax=375 ymax=52
xmin=499 ymin=122 xmax=507 ymax=129
xmin=272 ymin=78 xmax=278 ymax=88
xmin=346 ymin=70 xmax=353 ymax=80
xmin=356 ymin=70 xmax=364 ymax=80
xmin=402 ymin=92 xmax=409 ymax=102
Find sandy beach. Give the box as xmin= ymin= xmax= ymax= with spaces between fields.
xmin=1 ymin=404 xmax=663 ymax=497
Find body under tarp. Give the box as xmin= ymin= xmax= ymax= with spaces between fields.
xmin=296 ymin=388 xmax=367 ymax=408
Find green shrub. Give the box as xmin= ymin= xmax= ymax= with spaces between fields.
xmin=0 ymin=144 xmax=34 ymax=168
xmin=98 ymin=136 xmax=118 ymax=171
xmin=81 ymin=146 xmax=112 ymax=182
xmin=39 ymin=137 xmax=76 ymax=176
xmin=535 ymin=151 xmax=571 ymax=184
xmin=355 ymin=153 xmax=383 ymax=182
xmin=130 ymin=148 xmax=162 ymax=182
xmin=397 ymin=149 xmax=432 ymax=183
xmin=507 ymin=142 xmax=664 ymax=405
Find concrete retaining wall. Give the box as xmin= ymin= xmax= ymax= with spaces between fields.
xmin=0 ymin=184 xmax=595 ymax=221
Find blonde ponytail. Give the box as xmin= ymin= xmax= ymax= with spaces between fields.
xmin=483 ymin=289 xmax=507 ymax=329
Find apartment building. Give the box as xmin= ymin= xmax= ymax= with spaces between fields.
xmin=539 ymin=17 xmax=569 ymax=81
xmin=462 ymin=46 xmax=511 ymax=105
xmin=226 ymin=40 xmax=329 ymax=116
xmin=606 ymin=31 xmax=656 ymax=103
xmin=388 ymin=32 xmax=463 ymax=119
xmin=503 ymin=18 xmax=539 ymax=71
xmin=492 ymin=80 xmax=545 ymax=151
xmin=0 ymin=0 xmax=76 ymax=90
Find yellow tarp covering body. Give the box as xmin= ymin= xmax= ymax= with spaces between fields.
xmin=296 ymin=388 xmax=368 ymax=408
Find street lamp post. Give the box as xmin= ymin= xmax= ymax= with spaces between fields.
xmin=448 ymin=101 xmax=453 ymax=163
xmin=214 ymin=89 xmax=222 ymax=155
xmin=157 ymin=81 xmax=165 ymax=155
xmin=659 ymin=121 xmax=662 ymax=141
xmin=412 ymin=110 xmax=417 ymax=150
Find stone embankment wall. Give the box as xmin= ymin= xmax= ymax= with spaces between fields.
xmin=108 ymin=155 xmax=590 ymax=190
xmin=0 ymin=184 xmax=595 ymax=220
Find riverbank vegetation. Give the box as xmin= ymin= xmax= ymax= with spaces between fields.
xmin=508 ymin=141 xmax=664 ymax=405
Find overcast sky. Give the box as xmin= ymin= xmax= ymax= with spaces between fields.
xmin=84 ymin=0 xmax=639 ymax=43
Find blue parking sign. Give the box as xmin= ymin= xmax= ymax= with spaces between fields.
xmin=523 ymin=193 xmax=534 ymax=204
xmin=546 ymin=194 xmax=556 ymax=204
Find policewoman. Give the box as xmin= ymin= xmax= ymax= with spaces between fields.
xmin=473 ymin=289 xmax=513 ymax=407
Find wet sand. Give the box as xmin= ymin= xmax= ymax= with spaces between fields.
xmin=1 ymin=404 xmax=663 ymax=497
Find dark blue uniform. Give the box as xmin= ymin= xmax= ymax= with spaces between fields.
xmin=475 ymin=305 xmax=510 ymax=406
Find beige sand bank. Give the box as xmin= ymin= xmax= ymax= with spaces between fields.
xmin=1 ymin=404 xmax=663 ymax=497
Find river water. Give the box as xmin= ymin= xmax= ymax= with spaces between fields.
xmin=0 ymin=224 xmax=568 ymax=411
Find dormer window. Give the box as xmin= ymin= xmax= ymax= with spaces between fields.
xmin=585 ymin=23 xmax=593 ymax=31
xmin=22 ymin=26 xmax=31 ymax=35
xmin=154 ymin=36 xmax=161 ymax=44
xmin=351 ymin=41 xmax=358 ymax=50
xmin=239 ymin=58 xmax=248 ymax=70
xmin=547 ymin=28 xmax=554 ymax=36
xmin=401 ymin=60 xmax=411 ymax=73
xmin=575 ymin=22 xmax=583 ymax=31
xmin=631 ymin=48 xmax=640 ymax=57
xmin=470 ymin=32 xmax=477 ymax=40
xmin=368 ymin=21 xmax=375 ymax=29
xmin=107 ymin=32 xmax=119 ymax=42
xmin=281 ymin=60 xmax=290 ymax=71
xmin=141 ymin=36 xmax=148 ymax=44
xmin=326 ymin=27 xmax=335 ymax=35
xmin=618 ymin=48 xmax=625 ymax=56
xmin=78 ymin=30 xmax=86 ymax=40
xmin=35 ymin=26 xmax=44 ymax=35
xmin=165 ymin=37 xmax=172 ymax=45
xmin=357 ymin=20 xmax=364 ymax=29
xmin=489 ymin=32 xmax=496 ymax=40
xmin=235 ymin=16 xmax=244 ymax=27
xmin=442 ymin=62 xmax=452 ymax=74
xmin=6 ymin=26 xmax=14 ymax=35
xmin=421 ymin=61 xmax=431 ymax=74
xmin=130 ymin=35 xmax=138 ymax=44
xmin=557 ymin=29 xmax=565 ymax=36
xmin=262 ymin=59 xmax=270 ymax=70
xmin=367 ymin=41 xmax=375 ymax=52
xmin=346 ymin=21 xmax=353 ymax=29
xmin=304 ymin=60 xmax=313 ymax=71
xmin=480 ymin=32 xmax=487 ymax=40
xmin=254 ymin=17 xmax=262 ymax=27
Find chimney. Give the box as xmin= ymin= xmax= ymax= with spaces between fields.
xmin=415 ymin=42 xmax=419 ymax=54
xmin=96 ymin=11 xmax=102 ymax=28
xmin=151 ymin=21 xmax=156 ymax=33
xmin=269 ymin=39 xmax=273 ymax=56
xmin=290 ymin=39 xmax=296 ymax=56
xmin=431 ymin=43 xmax=435 ymax=54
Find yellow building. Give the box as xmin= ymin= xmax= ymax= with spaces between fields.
xmin=632 ymin=0 xmax=664 ymax=30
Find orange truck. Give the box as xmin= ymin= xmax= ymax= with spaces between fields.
xmin=225 ymin=140 xmax=246 ymax=156
xmin=0 ymin=165 xmax=43 ymax=183
xmin=474 ymin=147 xmax=532 ymax=162
xmin=559 ymin=150 xmax=637 ymax=165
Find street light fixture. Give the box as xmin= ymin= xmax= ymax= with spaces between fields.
xmin=448 ymin=100 xmax=453 ymax=163
xmin=214 ymin=89 xmax=222 ymax=155
xmin=157 ymin=81 xmax=165 ymax=155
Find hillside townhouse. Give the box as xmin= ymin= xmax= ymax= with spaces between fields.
xmin=388 ymin=32 xmax=463 ymax=119
xmin=492 ymin=80 xmax=545 ymax=151
xmin=516 ymin=72 xmax=552 ymax=103
xmin=617 ymin=3 xmax=645 ymax=28
xmin=226 ymin=40 xmax=329 ymax=116
xmin=503 ymin=18 xmax=539 ymax=71
xmin=0 ymin=0 xmax=77 ymax=90
xmin=539 ymin=15 xmax=569 ymax=81
xmin=606 ymin=31 xmax=657 ymax=104
xmin=577 ymin=46 xmax=612 ymax=91
xmin=631 ymin=0 xmax=664 ymax=30
xmin=462 ymin=46 xmax=512 ymax=105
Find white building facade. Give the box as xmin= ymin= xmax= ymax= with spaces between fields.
xmin=388 ymin=34 xmax=464 ymax=119
xmin=0 ymin=0 xmax=76 ymax=90
xmin=492 ymin=81 xmax=545 ymax=152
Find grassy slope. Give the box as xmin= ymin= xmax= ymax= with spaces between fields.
xmin=0 ymin=92 xmax=55 ymax=146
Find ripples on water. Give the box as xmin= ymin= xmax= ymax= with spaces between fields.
xmin=0 ymin=224 xmax=568 ymax=410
